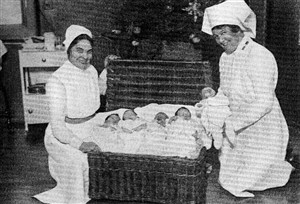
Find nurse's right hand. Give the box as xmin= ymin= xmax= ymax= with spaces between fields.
xmin=79 ymin=142 xmax=101 ymax=153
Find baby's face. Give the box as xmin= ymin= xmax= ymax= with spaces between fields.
xmin=177 ymin=109 xmax=191 ymax=120
xmin=123 ymin=110 xmax=138 ymax=120
xmin=106 ymin=114 xmax=120 ymax=125
xmin=154 ymin=113 xmax=168 ymax=127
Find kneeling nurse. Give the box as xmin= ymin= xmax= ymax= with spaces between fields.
xmin=201 ymin=0 xmax=293 ymax=198
xmin=33 ymin=25 xmax=102 ymax=204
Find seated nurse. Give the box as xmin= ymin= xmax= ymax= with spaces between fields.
xmin=33 ymin=25 xmax=103 ymax=204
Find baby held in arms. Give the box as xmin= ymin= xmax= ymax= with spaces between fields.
xmin=195 ymin=87 xmax=232 ymax=149
xmin=119 ymin=109 xmax=147 ymax=133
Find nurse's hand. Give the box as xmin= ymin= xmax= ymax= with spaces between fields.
xmin=79 ymin=142 xmax=101 ymax=153
xmin=104 ymin=54 xmax=121 ymax=67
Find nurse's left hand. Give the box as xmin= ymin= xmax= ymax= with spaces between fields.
xmin=104 ymin=54 xmax=121 ymax=67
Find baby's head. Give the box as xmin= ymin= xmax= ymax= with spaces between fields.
xmin=104 ymin=113 xmax=121 ymax=126
xmin=201 ymin=87 xmax=216 ymax=99
xmin=122 ymin=109 xmax=138 ymax=120
xmin=154 ymin=112 xmax=169 ymax=127
xmin=175 ymin=107 xmax=192 ymax=120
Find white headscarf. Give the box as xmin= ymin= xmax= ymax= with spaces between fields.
xmin=201 ymin=0 xmax=256 ymax=38
xmin=63 ymin=25 xmax=93 ymax=50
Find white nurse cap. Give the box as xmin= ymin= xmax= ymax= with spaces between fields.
xmin=201 ymin=0 xmax=256 ymax=38
xmin=63 ymin=25 xmax=93 ymax=50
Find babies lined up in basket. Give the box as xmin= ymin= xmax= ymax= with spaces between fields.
xmin=90 ymin=107 xmax=208 ymax=159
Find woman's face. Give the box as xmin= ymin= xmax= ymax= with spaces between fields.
xmin=212 ymin=26 xmax=243 ymax=54
xmin=69 ymin=39 xmax=92 ymax=70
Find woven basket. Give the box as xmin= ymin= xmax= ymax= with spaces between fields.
xmin=106 ymin=60 xmax=213 ymax=111
xmin=161 ymin=41 xmax=203 ymax=61
xmin=88 ymin=147 xmax=207 ymax=204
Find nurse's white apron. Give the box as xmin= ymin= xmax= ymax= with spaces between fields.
xmin=34 ymin=61 xmax=100 ymax=204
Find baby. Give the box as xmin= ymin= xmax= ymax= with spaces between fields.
xmin=119 ymin=109 xmax=147 ymax=133
xmin=168 ymin=107 xmax=192 ymax=124
xmin=195 ymin=87 xmax=216 ymax=118
xmin=195 ymin=87 xmax=232 ymax=149
xmin=99 ymin=113 xmax=121 ymax=130
xmin=137 ymin=112 xmax=170 ymax=156
xmin=153 ymin=112 xmax=169 ymax=127
xmin=90 ymin=113 xmax=126 ymax=152
xmin=166 ymin=107 xmax=205 ymax=158
xmin=146 ymin=112 xmax=169 ymax=137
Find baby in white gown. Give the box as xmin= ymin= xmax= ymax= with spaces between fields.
xmin=119 ymin=109 xmax=147 ymax=133
xmin=167 ymin=107 xmax=205 ymax=158
xmin=90 ymin=113 xmax=126 ymax=152
xmin=137 ymin=112 xmax=170 ymax=155
xmin=195 ymin=87 xmax=232 ymax=149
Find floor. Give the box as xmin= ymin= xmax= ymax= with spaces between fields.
xmin=0 ymin=121 xmax=299 ymax=204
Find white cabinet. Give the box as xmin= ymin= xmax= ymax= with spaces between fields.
xmin=18 ymin=50 xmax=67 ymax=131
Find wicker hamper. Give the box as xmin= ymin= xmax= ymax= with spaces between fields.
xmin=88 ymin=147 xmax=208 ymax=204
xmin=106 ymin=60 xmax=213 ymax=111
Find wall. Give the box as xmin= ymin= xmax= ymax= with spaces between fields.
xmin=38 ymin=0 xmax=126 ymax=71
xmin=266 ymin=0 xmax=300 ymax=123
xmin=0 ymin=43 xmax=24 ymax=123
xmin=1 ymin=0 xmax=126 ymax=124
xmin=1 ymin=0 xmax=299 ymax=125
xmin=249 ymin=0 xmax=268 ymax=45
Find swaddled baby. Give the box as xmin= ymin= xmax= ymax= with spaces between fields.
xmin=166 ymin=107 xmax=205 ymax=158
xmin=195 ymin=87 xmax=232 ymax=149
xmin=89 ymin=113 xmax=126 ymax=152
xmin=146 ymin=112 xmax=169 ymax=135
xmin=168 ymin=107 xmax=201 ymax=137
xmin=137 ymin=112 xmax=170 ymax=156
xmin=99 ymin=113 xmax=121 ymax=130
xmin=119 ymin=109 xmax=147 ymax=133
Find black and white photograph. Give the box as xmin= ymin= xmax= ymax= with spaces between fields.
xmin=0 ymin=0 xmax=299 ymax=203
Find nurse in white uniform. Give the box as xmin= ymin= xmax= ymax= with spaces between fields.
xmin=201 ymin=0 xmax=293 ymax=197
xmin=34 ymin=25 xmax=102 ymax=204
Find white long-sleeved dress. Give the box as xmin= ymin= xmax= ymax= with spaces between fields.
xmin=217 ymin=36 xmax=293 ymax=197
xmin=33 ymin=60 xmax=100 ymax=204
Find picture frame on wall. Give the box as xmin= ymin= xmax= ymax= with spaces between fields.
xmin=0 ymin=0 xmax=38 ymax=40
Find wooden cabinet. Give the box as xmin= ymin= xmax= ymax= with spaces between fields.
xmin=18 ymin=50 xmax=67 ymax=131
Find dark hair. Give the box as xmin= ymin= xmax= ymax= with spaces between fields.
xmin=104 ymin=113 xmax=120 ymax=122
xmin=67 ymin=34 xmax=93 ymax=56
xmin=155 ymin=112 xmax=169 ymax=120
xmin=175 ymin=107 xmax=190 ymax=116
xmin=212 ymin=24 xmax=242 ymax=33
